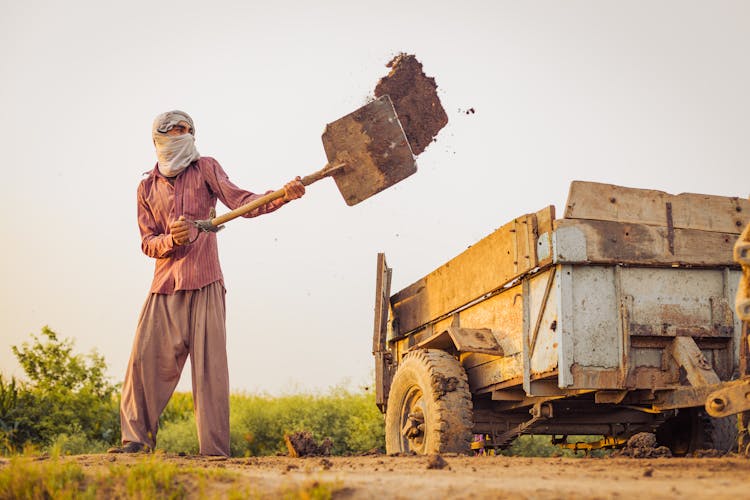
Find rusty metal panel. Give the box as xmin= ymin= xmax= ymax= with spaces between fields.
xmin=526 ymin=268 xmax=560 ymax=378
xmin=620 ymin=267 xmax=736 ymax=338
xmin=557 ymin=264 xmax=741 ymax=391
xmin=558 ymin=265 xmax=622 ymax=389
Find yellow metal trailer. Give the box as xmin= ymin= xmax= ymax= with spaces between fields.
xmin=374 ymin=181 xmax=750 ymax=455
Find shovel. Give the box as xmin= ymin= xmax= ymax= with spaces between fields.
xmin=194 ymin=95 xmax=417 ymax=233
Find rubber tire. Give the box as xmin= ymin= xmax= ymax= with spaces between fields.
xmin=385 ymin=349 xmax=473 ymax=455
xmin=656 ymin=407 xmax=738 ymax=456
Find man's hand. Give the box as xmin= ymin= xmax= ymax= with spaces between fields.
xmin=170 ymin=215 xmax=193 ymax=246
xmin=282 ymin=177 xmax=305 ymax=202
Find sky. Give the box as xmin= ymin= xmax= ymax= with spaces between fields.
xmin=1 ymin=0 xmax=748 ymax=395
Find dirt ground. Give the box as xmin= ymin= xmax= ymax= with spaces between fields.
xmin=49 ymin=452 xmax=750 ymax=499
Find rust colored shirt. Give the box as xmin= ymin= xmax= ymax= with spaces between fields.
xmin=138 ymin=156 xmax=282 ymax=294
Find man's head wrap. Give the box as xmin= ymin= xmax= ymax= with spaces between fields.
xmin=152 ymin=110 xmax=200 ymax=178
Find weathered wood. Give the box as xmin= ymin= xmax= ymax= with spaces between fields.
xmin=391 ymin=206 xmax=554 ymax=335
xmin=668 ymin=336 xmax=721 ymax=387
xmin=536 ymin=205 xmax=556 ymax=267
xmin=415 ymin=327 xmax=504 ymax=356
xmin=373 ymin=253 xmax=392 ymax=353
xmin=373 ymin=253 xmax=393 ymax=409
xmin=466 ymin=354 xmax=524 ymax=392
xmin=564 ymin=181 xmax=750 ymax=234
xmin=554 ymin=218 xmax=740 ymax=267
xmin=461 ymin=352 xmax=502 ymax=370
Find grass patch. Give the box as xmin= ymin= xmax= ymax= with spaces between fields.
xmin=0 ymin=455 xmax=88 ymax=499
xmin=281 ymin=478 xmax=342 ymax=500
xmin=0 ymin=454 xmax=241 ymax=499
xmin=0 ymin=454 xmax=343 ymax=499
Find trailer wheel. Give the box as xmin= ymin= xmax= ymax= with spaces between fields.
xmin=385 ymin=349 xmax=473 ymax=455
xmin=656 ymin=407 xmax=738 ymax=456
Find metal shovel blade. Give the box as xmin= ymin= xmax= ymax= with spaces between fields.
xmin=322 ymin=95 xmax=417 ymax=206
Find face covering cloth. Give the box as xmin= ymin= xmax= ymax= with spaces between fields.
xmin=152 ymin=110 xmax=200 ymax=178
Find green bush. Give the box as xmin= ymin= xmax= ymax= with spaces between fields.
xmin=228 ymin=387 xmax=384 ymax=457
xmin=156 ymin=387 xmax=385 ymax=457
xmin=156 ymin=416 xmax=200 ymax=455
xmin=49 ymin=431 xmax=111 ymax=455
xmin=1 ymin=327 xmax=120 ymax=454
xmin=0 ymin=455 xmax=88 ymax=498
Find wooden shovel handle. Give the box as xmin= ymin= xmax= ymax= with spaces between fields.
xmin=208 ymin=162 xmax=345 ymax=227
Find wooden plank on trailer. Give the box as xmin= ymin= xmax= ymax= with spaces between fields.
xmin=668 ymin=336 xmax=721 ymax=386
xmin=391 ymin=207 xmax=553 ymax=335
xmin=415 ymin=327 xmax=504 ymax=355
xmin=554 ymin=218 xmax=740 ymax=267
xmin=373 ymin=253 xmax=392 ymax=353
xmin=466 ymin=354 xmax=524 ymax=392
xmin=373 ymin=253 xmax=393 ymax=409
xmin=564 ymin=181 xmax=750 ymax=234
xmin=461 ymin=352 xmax=502 ymax=370
xmin=535 ymin=206 xmax=555 ymax=266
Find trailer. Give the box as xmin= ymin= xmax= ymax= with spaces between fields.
xmin=373 ymin=181 xmax=750 ymax=455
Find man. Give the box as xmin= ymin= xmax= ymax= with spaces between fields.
xmin=109 ymin=110 xmax=304 ymax=456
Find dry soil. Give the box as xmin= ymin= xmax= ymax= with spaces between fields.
xmin=56 ymin=452 xmax=750 ymax=499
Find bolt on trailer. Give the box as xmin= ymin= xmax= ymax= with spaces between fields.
xmin=373 ymin=181 xmax=750 ymax=455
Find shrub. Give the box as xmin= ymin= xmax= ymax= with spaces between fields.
xmin=156 ymin=387 xmax=385 ymax=457
xmin=1 ymin=327 xmax=120 ymax=453
xmin=156 ymin=417 xmax=200 ymax=455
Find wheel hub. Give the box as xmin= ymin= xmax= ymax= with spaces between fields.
xmin=400 ymin=387 xmax=427 ymax=452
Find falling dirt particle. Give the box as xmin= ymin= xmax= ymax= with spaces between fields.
xmin=426 ymin=454 xmax=449 ymax=470
xmin=374 ymin=53 xmax=448 ymax=155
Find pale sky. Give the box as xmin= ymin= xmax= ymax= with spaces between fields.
xmin=1 ymin=0 xmax=748 ymax=394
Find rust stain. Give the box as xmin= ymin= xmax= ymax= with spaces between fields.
xmin=591 ymin=220 xmax=660 ymax=261
xmin=570 ymin=364 xmax=622 ymax=389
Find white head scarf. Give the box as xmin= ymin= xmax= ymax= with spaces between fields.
xmin=152 ymin=110 xmax=200 ymax=177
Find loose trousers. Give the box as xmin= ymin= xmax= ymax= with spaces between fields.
xmin=120 ymin=281 xmax=230 ymax=456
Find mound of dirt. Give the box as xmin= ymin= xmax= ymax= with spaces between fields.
xmin=627 ymin=432 xmax=657 ymax=449
xmin=611 ymin=432 xmax=672 ymax=458
xmin=284 ymin=431 xmax=332 ymax=457
xmin=425 ymin=454 xmax=450 ymax=470
xmin=374 ymin=53 xmax=448 ymax=155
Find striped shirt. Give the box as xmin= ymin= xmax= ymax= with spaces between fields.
xmin=138 ymin=156 xmax=282 ymax=294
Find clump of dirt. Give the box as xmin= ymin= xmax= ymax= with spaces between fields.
xmin=425 ymin=454 xmax=450 ymax=470
xmin=611 ymin=433 xmax=672 ymax=459
xmin=691 ymin=449 xmax=727 ymax=458
xmin=284 ymin=431 xmax=332 ymax=457
xmin=374 ymin=53 xmax=448 ymax=155
xmin=628 ymin=432 xmax=657 ymax=449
